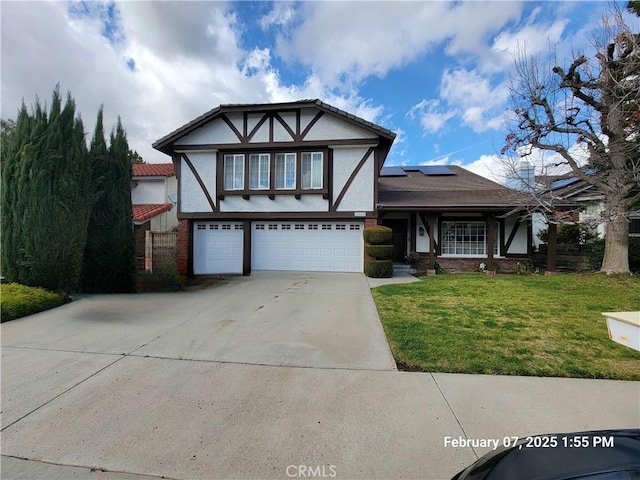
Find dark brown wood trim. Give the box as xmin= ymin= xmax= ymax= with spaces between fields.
xmin=174 ymin=138 xmax=378 ymax=151
xmin=274 ymin=112 xmax=297 ymax=141
xmin=243 ymin=112 xmax=248 ymax=138
xmin=177 ymin=211 xmax=375 ymax=220
xmin=187 ymin=219 xmax=194 ymax=277
xmin=296 ymin=109 xmax=301 ymax=138
xmin=410 ymin=212 xmax=417 ymax=253
xmin=418 ymin=212 xmax=439 ymax=252
xmin=173 ymin=154 xmax=182 ymax=214
xmin=300 ymin=111 xmax=324 ymax=139
xmin=246 ymin=114 xmax=269 ymax=143
xmin=504 ymin=217 xmax=522 ymax=254
xmin=327 ymin=148 xmax=334 ymax=210
xmin=220 ymin=114 xmax=244 ymax=142
xmin=182 ymin=153 xmax=216 ymax=212
xmin=269 ymin=114 xmax=274 ymax=143
xmin=373 ymin=148 xmax=380 ymax=214
xmin=485 ymin=214 xmax=496 ymax=271
xmin=243 ymin=220 xmax=251 ymax=276
xmin=333 ymin=147 xmax=375 ymax=211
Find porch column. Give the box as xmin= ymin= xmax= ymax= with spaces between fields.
xmin=428 ymin=219 xmax=435 ymax=269
xmin=547 ymin=222 xmax=557 ymax=274
xmin=485 ymin=214 xmax=495 ymax=273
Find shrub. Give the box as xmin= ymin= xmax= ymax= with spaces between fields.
xmin=365 ymin=245 xmax=394 ymax=260
xmin=363 ymin=225 xmax=393 ymax=245
xmin=537 ymin=223 xmax=597 ymax=245
xmin=585 ymin=237 xmax=640 ymax=273
xmin=365 ymin=259 xmax=393 ymax=278
xmin=1 ymin=283 xmax=68 ymax=322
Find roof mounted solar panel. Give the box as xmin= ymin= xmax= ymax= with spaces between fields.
xmin=416 ymin=166 xmax=455 ymax=176
xmin=380 ymin=166 xmax=407 ymax=177
xmin=550 ymin=177 xmax=580 ymax=190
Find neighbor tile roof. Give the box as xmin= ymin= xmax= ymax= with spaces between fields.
xmin=378 ymin=165 xmax=519 ymax=211
xmin=132 ymin=163 xmax=175 ymax=177
xmin=132 ymin=203 xmax=173 ymax=224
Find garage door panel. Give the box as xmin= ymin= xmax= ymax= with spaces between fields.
xmin=193 ymin=222 xmax=243 ymax=274
xmin=252 ymin=221 xmax=363 ymax=272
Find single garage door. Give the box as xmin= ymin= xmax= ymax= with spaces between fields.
xmin=193 ymin=222 xmax=243 ymax=274
xmin=252 ymin=221 xmax=363 ymax=272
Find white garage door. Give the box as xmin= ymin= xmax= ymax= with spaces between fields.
xmin=252 ymin=221 xmax=363 ymax=272
xmin=193 ymin=222 xmax=243 ymax=274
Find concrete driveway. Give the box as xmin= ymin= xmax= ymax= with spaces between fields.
xmin=2 ymin=272 xmax=639 ymax=480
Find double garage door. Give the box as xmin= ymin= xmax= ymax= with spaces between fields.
xmin=193 ymin=221 xmax=363 ymax=274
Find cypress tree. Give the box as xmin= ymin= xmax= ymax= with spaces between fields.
xmin=82 ymin=113 xmax=135 ymax=292
xmin=1 ymin=86 xmax=92 ymax=292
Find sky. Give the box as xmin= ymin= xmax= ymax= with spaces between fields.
xmin=1 ymin=1 xmax=636 ymax=183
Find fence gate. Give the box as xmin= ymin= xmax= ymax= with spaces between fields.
xmin=145 ymin=231 xmax=177 ymax=273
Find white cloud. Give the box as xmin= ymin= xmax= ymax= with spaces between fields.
xmin=259 ymin=1 xmax=297 ymax=30
xmin=274 ymin=1 xmax=523 ymax=86
xmin=407 ymin=99 xmax=456 ymax=134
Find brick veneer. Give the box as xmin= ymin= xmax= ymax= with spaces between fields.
xmin=176 ymin=219 xmax=189 ymax=278
xmin=416 ymin=255 xmax=529 ymax=274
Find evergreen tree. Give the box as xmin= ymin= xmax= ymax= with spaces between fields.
xmin=82 ymin=113 xmax=135 ymax=292
xmin=1 ymin=87 xmax=93 ymax=292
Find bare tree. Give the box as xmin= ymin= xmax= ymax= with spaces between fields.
xmin=502 ymin=7 xmax=640 ymax=274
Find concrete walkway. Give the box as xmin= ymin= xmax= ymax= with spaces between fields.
xmin=2 ymin=273 xmax=639 ymax=480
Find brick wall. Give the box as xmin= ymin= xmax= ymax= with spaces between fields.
xmin=176 ymin=219 xmax=189 ymax=278
xmin=416 ymin=255 xmax=529 ymax=274
xmin=364 ymin=218 xmax=378 ymax=229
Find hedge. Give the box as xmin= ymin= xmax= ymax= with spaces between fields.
xmin=363 ymin=225 xmax=393 ymax=245
xmin=365 ymin=259 xmax=393 ymax=278
xmin=1 ymin=283 xmax=68 ymax=322
xmin=365 ymin=245 xmax=394 ymax=260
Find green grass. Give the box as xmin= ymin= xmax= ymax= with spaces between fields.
xmin=1 ymin=283 xmax=68 ymax=322
xmin=372 ymin=274 xmax=640 ymax=380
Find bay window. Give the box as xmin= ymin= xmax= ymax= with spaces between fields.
xmin=441 ymin=221 xmax=499 ymax=256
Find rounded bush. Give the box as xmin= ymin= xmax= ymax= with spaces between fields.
xmin=363 ymin=225 xmax=393 ymax=245
xmin=365 ymin=259 xmax=393 ymax=278
xmin=365 ymin=245 xmax=394 ymax=260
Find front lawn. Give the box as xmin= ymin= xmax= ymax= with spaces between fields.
xmin=372 ymin=274 xmax=640 ymax=380
xmin=1 ymin=283 xmax=69 ymax=322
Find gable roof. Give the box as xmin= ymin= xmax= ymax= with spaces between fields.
xmin=132 ymin=203 xmax=173 ymax=224
xmin=132 ymin=163 xmax=175 ymax=178
xmin=378 ymin=165 xmax=518 ymax=211
xmin=152 ymin=99 xmax=396 ymax=155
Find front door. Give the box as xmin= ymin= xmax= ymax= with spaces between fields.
xmin=381 ymin=219 xmax=408 ymax=262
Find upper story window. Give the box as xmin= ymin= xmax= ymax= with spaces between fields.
xmin=249 ymin=153 xmax=270 ymax=190
xmin=224 ymin=154 xmax=244 ymax=190
xmin=301 ymin=152 xmax=323 ymax=189
xmin=275 ymin=153 xmax=296 ymax=190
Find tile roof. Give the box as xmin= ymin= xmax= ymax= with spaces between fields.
xmin=132 ymin=203 xmax=173 ymax=224
xmin=132 ymin=163 xmax=175 ymax=177
xmin=378 ymin=165 xmax=519 ymax=211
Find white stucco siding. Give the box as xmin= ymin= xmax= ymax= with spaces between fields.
xmin=280 ymin=112 xmax=296 ymax=132
xmin=299 ymin=108 xmax=317 ymax=133
xmin=416 ymin=215 xmax=438 ymax=253
xmin=174 ymin=118 xmax=240 ymax=145
xmin=304 ymin=114 xmax=379 ymax=141
xmin=132 ymin=180 xmax=165 ymax=204
xmin=331 ymin=147 xmax=367 ymax=202
xmin=219 ymin=195 xmax=328 ymax=213
xmin=504 ymin=216 xmax=529 ymax=255
xmin=249 ymin=119 xmax=269 ymax=143
xmin=273 ymin=119 xmax=294 ymax=142
xmin=180 ymin=153 xmax=215 ymax=213
xmin=335 ymin=152 xmax=374 ymax=212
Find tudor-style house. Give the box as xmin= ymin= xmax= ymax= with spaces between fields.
xmin=153 ymin=100 xmax=395 ymax=276
xmin=153 ymin=99 xmax=531 ymax=277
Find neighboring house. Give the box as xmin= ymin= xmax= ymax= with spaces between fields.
xmin=152 ymin=99 xmax=530 ymax=276
xmin=131 ymin=163 xmax=177 ymax=270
